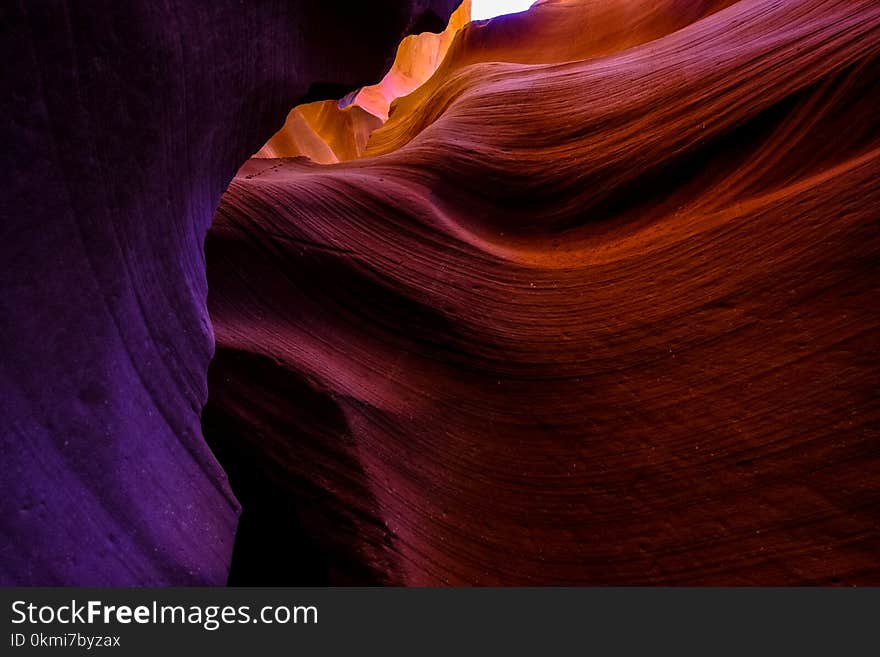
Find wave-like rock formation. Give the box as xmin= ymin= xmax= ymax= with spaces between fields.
xmin=366 ymin=0 xmax=738 ymax=156
xmin=207 ymin=0 xmax=880 ymax=584
xmin=1 ymin=0 xmax=459 ymax=585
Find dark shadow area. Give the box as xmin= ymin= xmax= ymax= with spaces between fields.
xmin=202 ymin=400 xmax=331 ymax=586
xmin=201 ymin=347 xmax=394 ymax=585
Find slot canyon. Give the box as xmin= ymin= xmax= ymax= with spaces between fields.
xmin=2 ymin=0 xmax=879 ymax=585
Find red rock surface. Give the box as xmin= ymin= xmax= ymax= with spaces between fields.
xmin=366 ymin=0 xmax=738 ymax=156
xmin=206 ymin=0 xmax=880 ymax=584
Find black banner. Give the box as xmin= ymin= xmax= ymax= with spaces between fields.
xmin=1 ymin=588 xmax=876 ymax=654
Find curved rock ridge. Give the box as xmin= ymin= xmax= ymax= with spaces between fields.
xmin=365 ymin=0 xmax=737 ymax=156
xmin=207 ymin=0 xmax=880 ymax=584
xmin=1 ymin=0 xmax=460 ymax=586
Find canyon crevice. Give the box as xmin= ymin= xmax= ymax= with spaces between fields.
xmin=2 ymin=0 xmax=459 ymax=585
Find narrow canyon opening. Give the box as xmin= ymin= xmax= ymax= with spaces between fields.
xmin=200 ymin=1 xmax=481 ymax=585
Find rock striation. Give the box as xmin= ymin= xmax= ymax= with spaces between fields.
xmin=208 ymin=0 xmax=880 ymax=584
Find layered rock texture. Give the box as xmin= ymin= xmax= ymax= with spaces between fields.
xmin=3 ymin=0 xmax=879 ymax=586
xmin=207 ymin=0 xmax=880 ymax=584
xmin=1 ymin=0 xmax=459 ymax=585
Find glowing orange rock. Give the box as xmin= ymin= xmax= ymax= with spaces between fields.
xmin=255 ymin=101 xmax=382 ymax=164
xmin=255 ymin=1 xmax=472 ymax=161
xmin=354 ymin=0 xmax=473 ymax=122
